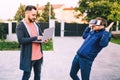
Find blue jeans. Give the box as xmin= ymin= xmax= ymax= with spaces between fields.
xmin=70 ymin=54 xmax=93 ymax=80
xmin=22 ymin=59 xmax=42 ymax=80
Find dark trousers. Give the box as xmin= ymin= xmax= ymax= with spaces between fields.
xmin=22 ymin=59 xmax=42 ymax=80
xmin=70 ymin=54 xmax=93 ymax=80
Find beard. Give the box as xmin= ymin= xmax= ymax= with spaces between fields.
xmin=28 ymin=17 xmax=36 ymax=23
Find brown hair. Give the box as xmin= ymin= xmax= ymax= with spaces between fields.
xmin=25 ymin=5 xmax=37 ymax=12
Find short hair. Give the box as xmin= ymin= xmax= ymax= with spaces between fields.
xmin=96 ymin=17 xmax=107 ymax=27
xmin=25 ymin=5 xmax=37 ymax=12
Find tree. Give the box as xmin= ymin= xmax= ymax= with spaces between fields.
xmin=36 ymin=11 xmax=41 ymax=21
xmin=14 ymin=4 xmax=26 ymax=22
xmin=40 ymin=2 xmax=55 ymax=22
xmin=76 ymin=0 xmax=120 ymax=22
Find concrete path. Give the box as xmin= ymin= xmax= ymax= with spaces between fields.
xmin=0 ymin=37 xmax=120 ymax=80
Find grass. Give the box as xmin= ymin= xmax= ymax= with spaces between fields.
xmin=0 ymin=37 xmax=119 ymax=50
xmin=110 ymin=38 xmax=120 ymax=45
xmin=0 ymin=39 xmax=53 ymax=51
xmin=0 ymin=41 xmax=19 ymax=50
xmin=42 ymin=39 xmax=53 ymax=51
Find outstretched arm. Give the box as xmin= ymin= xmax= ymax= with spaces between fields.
xmin=105 ymin=22 xmax=114 ymax=31
xmin=99 ymin=22 xmax=114 ymax=47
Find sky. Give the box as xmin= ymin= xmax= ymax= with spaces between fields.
xmin=0 ymin=0 xmax=79 ymax=20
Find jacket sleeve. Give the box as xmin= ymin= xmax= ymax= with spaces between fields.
xmin=99 ymin=31 xmax=111 ymax=47
xmin=82 ymin=27 xmax=91 ymax=39
xmin=16 ymin=23 xmax=37 ymax=44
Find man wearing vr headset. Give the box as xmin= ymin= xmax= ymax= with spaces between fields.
xmin=70 ymin=17 xmax=114 ymax=80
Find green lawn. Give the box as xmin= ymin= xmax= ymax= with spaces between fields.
xmin=110 ymin=38 xmax=120 ymax=45
xmin=0 ymin=39 xmax=53 ymax=51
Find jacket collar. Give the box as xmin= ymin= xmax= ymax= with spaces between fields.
xmin=22 ymin=19 xmax=39 ymax=37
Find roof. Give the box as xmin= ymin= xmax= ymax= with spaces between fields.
xmin=37 ymin=4 xmax=64 ymax=10
xmin=52 ymin=4 xmax=64 ymax=9
xmin=63 ymin=7 xmax=75 ymax=10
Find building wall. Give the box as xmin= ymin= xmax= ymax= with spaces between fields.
xmin=37 ymin=4 xmax=85 ymax=23
xmin=54 ymin=6 xmax=64 ymax=22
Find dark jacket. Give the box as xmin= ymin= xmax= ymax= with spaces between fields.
xmin=16 ymin=21 xmax=43 ymax=72
xmin=77 ymin=27 xmax=111 ymax=61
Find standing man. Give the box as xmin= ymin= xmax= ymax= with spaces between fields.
xmin=16 ymin=5 xmax=43 ymax=80
xmin=70 ymin=17 xmax=114 ymax=80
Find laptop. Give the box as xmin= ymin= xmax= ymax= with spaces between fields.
xmin=33 ymin=27 xmax=55 ymax=43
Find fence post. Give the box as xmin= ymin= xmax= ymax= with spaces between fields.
xmin=49 ymin=19 xmax=55 ymax=28
xmin=61 ymin=21 xmax=64 ymax=37
xmin=3 ymin=21 xmax=17 ymax=41
xmin=49 ymin=19 xmax=55 ymax=37
xmin=116 ymin=21 xmax=119 ymax=32
xmin=8 ymin=22 xmax=12 ymax=35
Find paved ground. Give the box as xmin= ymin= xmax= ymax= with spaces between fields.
xmin=0 ymin=37 xmax=120 ymax=80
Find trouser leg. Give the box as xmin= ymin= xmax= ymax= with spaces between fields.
xmin=80 ymin=57 xmax=93 ymax=80
xmin=33 ymin=59 xmax=42 ymax=80
xmin=22 ymin=62 xmax=32 ymax=80
xmin=22 ymin=70 xmax=32 ymax=80
xmin=70 ymin=55 xmax=80 ymax=80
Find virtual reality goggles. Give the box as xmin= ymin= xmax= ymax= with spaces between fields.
xmin=89 ymin=19 xmax=104 ymax=26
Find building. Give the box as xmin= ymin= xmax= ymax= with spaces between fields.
xmin=36 ymin=4 xmax=86 ymax=23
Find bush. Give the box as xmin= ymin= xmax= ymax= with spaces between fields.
xmin=0 ymin=39 xmax=53 ymax=51
xmin=0 ymin=41 xmax=19 ymax=50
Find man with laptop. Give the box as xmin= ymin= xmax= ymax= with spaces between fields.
xmin=16 ymin=5 xmax=54 ymax=80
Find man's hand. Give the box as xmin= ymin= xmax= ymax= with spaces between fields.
xmin=37 ymin=36 xmax=42 ymax=41
xmin=105 ymin=22 xmax=114 ymax=31
xmin=43 ymin=39 xmax=49 ymax=44
xmin=89 ymin=19 xmax=97 ymax=28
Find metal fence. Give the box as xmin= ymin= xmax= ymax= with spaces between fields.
xmin=64 ymin=23 xmax=88 ymax=36
xmin=0 ymin=22 xmax=89 ymax=38
xmin=32 ymin=22 xmax=87 ymax=37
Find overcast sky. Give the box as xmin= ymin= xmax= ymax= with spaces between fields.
xmin=0 ymin=0 xmax=79 ymax=20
